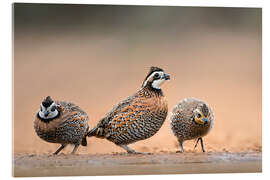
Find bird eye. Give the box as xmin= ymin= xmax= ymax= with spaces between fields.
xmin=51 ymin=106 xmax=56 ymax=112
xmin=154 ymin=73 xmax=160 ymax=78
xmin=197 ymin=114 xmax=202 ymax=118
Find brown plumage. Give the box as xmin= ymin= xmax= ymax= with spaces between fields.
xmin=169 ymin=98 xmax=214 ymax=152
xmin=34 ymin=96 xmax=89 ymax=155
xmin=87 ymin=67 xmax=170 ymax=153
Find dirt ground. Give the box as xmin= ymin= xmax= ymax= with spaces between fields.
xmin=13 ymin=152 xmax=262 ymax=177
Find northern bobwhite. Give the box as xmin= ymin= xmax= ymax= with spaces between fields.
xmin=169 ymin=98 xmax=214 ymax=152
xmin=34 ymin=96 xmax=89 ymax=155
xmin=87 ymin=67 xmax=170 ymax=154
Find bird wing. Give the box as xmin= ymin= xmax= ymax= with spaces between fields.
xmin=105 ymin=95 xmax=168 ymax=143
xmin=89 ymin=94 xmax=136 ymax=137
xmin=56 ymin=101 xmax=89 ymax=130
xmin=100 ymin=95 xmax=135 ymax=125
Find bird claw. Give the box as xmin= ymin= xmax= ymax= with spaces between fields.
xmin=127 ymin=151 xmax=152 ymax=155
xmin=176 ymin=150 xmax=184 ymax=153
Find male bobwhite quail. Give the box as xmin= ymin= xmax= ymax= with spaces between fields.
xmin=87 ymin=67 xmax=170 ymax=154
xmin=34 ymin=96 xmax=89 ymax=155
xmin=169 ymin=98 xmax=214 ymax=152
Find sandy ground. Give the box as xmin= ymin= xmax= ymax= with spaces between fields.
xmin=13 ymin=152 xmax=262 ymax=177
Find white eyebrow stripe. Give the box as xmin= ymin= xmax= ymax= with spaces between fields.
xmin=40 ymin=102 xmax=55 ymax=110
xmin=142 ymin=71 xmax=164 ymax=88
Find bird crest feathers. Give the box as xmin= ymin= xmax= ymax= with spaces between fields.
xmin=201 ymin=104 xmax=209 ymax=117
xmin=42 ymin=96 xmax=54 ymax=108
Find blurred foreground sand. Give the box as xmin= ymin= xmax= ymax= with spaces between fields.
xmin=13 ymin=152 xmax=262 ymax=176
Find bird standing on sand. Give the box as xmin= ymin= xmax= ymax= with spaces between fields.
xmin=169 ymin=98 xmax=214 ymax=152
xmin=34 ymin=96 xmax=89 ymax=155
xmin=87 ymin=67 xmax=170 ymax=154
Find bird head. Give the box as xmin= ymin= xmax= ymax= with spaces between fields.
xmin=193 ymin=103 xmax=210 ymax=125
xmin=38 ymin=96 xmax=59 ymax=120
xmin=142 ymin=66 xmax=170 ymax=90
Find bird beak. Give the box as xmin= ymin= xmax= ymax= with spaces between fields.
xmin=203 ymin=118 xmax=209 ymax=125
xmin=44 ymin=111 xmax=50 ymax=117
xmin=163 ymin=73 xmax=170 ymax=80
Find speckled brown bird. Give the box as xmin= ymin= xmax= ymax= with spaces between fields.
xmin=34 ymin=96 xmax=89 ymax=155
xmin=169 ymin=98 xmax=214 ymax=152
xmin=87 ymin=67 xmax=170 ymax=154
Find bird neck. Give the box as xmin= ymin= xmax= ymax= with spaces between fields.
xmin=140 ymin=84 xmax=164 ymax=97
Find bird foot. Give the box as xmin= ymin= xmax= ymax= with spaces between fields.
xmin=127 ymin=151 xmax=152 ymax=155
xmin=176 ymin=150 xmax=184 ymax=153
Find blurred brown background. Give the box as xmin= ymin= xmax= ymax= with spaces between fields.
xmin=13 ymin=4 xmax=261 ymax=154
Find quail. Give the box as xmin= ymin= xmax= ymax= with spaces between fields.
xmin=34 ymin=96 xmax=89 ymax=155
xmin=87 ymin=67 xmax=170 ymax=154
xmin=169 ymin=98 xmax=214 ymax=152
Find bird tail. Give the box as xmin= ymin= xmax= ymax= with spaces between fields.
xmin=87 ymin=126 xmax=98 ymax=137
xmin=87 ymin=117 xmax=107 ymax=138
xmin=87 ymin=126 xmax=106 ymax=138
xmin=81 ymin=126 xmax=89 ymax=146
xmin=81 ymin=136 xmax=87 ymax=146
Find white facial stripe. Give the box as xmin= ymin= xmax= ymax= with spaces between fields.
xmin=40 ymin=102 xmax=55 ymax=111
xmin=194 ymin=109 xmax=202 ymax=115
xmin=48 ymin=102 xmax=56 ymax=111
xmin=143 ymin=71 xmax=164 ymax=88
xmin=40 ymin=103 xmax=45 ymax=111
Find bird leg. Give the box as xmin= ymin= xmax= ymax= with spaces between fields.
xmin=194 ymin=138 xmax=200 ymax=149
xmin=177 ymin=140 xmax=184 ymax=153
xmin=71 ymin=144 xmax=79 ymax=154
xmin=118 ymin=144 xmax=146 ymax=154
xmin=200 ymin=138 xmax=205 ymax=152
xmin=53 ymin=144 xmax=66 ymax=155
xmin=194 ymin=137 xmax=205 ymax=152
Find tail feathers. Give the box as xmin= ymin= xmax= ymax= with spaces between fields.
xmin=87 ymin=126 xmax=106 ymax=138
xmin=81 ymin=136 xmax=87 ymax=146
xmin=87 ymin=126 xmax=98 ymax=137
